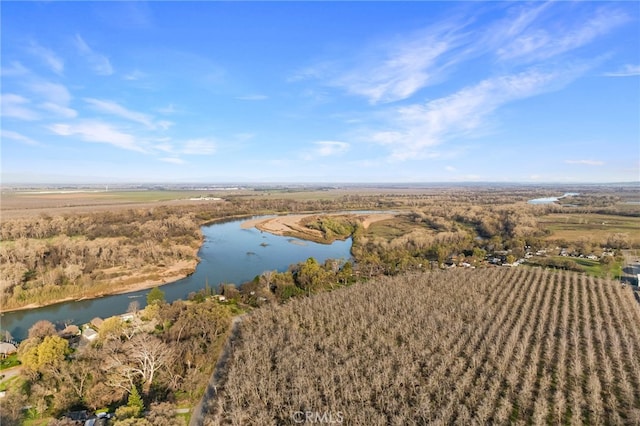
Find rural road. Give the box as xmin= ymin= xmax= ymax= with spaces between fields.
xmin=622 ymin=250 xmax=640 ymax=287
xmin=0 ymin=365 xmax=22 ymax=383
xmin=189 ymin=315 xmax=244 ymax=426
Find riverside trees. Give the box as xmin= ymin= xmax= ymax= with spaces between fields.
xmin=2 ymin=188 xmax=637 ymax=310
xmin=7 ymin=298 xmax=234 ymax=423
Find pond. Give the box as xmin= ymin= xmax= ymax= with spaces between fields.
xmin=1 ymin=216 xmax=353 ymax=340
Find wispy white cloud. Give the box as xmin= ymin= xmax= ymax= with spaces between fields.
xmin=18 ymin=81 xmax=77 ymax=118
xmin=315 ymin=141 xmax=349 ymax=156
xmin=603 ymin=64 xmax=640 ymax=77
xmin=85 ymin=98 xmax=163 ymax=129
xmin=1 ymin=94 xmax=40 ymax=120
xmin=496 ymin=6 xmax=629 ymax=62
xmin=74 ymin=34 xmax=114 ymax=76
xmin=180 ymin=139 xmax=217 ymax=155
xmin=296 ymin=2 xmax=629 ymax=107
xmin=334 ymin=32 xmax=460 ymax=104
xmin=302 ymin=141 xmax=349 ymax=160
xmin=1 ymin=61 xmax=30 ymax=77
xmin=1 ymin=129 xmax=42 ymax=146
xmin=564 ymin=159 xmax=604 ymax=166
xmin=48 ymin=120 xmax=144 ymax=152
xmin=157 ymin=104 xmax=179 ymax=115
xmin=122 ymin=69 xmax=147 ymax=81
xmin=28 ymin=41 xmax=64 ymax=75
xmin=27 ymin=81 xmax=72 ymax=105
xmin=236 ymin=94 xmax=268 ymax=101
xmin=366 ymin=66 xmax=587 ymax=160
xmin=159 ymin=157 xmax=186 ymax=165
xmin=39 ymin=102 xmax=78 ymax=119
xmin=308 ymin=22 xmax=468 ymax=105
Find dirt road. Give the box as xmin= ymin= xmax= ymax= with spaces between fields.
xmin=189 ymin=315 xmax=244 ymax=426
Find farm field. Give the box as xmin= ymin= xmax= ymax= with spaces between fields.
xmin=204 ymin=268 xmax=640 ymax=425
xmin=538 ymin=213 xmax=640 ymax=246
xmin=0 ymin=189 xmax=227 ymax=219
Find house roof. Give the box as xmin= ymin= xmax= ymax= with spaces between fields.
xmin=90 ymin=317 xmax=104 ymax=329
xmin=83 ymin=328 xmax=99 ymax=341
xmin=0 ymin=342 xmax=17 ymax=355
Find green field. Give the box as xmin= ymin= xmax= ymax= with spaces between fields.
xmin=539 ymin=213 xmax=640 ymax=245
xmin=0 ymin=354 xmax=20 ymax=370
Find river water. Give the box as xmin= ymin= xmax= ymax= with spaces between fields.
xmin=1 ymin=216 xmax=352 ymax=340
xmin=528 ymin=192 xmax=580 ymax=205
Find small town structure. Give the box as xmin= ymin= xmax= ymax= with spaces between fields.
xmin=0 ymin=342 xmax=17 ymax=358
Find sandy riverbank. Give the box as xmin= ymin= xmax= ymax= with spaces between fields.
xmin=1 ymin=259 xmax=199 ymax=314
xmin=241 ymin=212 xmax=395 ymax=236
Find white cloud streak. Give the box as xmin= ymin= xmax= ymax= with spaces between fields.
xmin=1 ymin=94 xmax=40 ymax=120
xmin=48 ymin=120 xmax=144 ymax=152
xmin=1 ymin=129 xmax=42 ymax=146
xmin=39 ymin=102 xmax=78 ymax=118
xmin=367 ymin=66 xmax=586 ymax=160
xmin=302 ymin=141 xmax=349 ymax=160
xmin=28 ymin=81 xmax=72 ymax=105
xmin=496 ymin=7 xmax=629 ymax=62
xmin=236 ymin=94 xmax=268 ymax=101
xmin=1 ymin=61 xmax=30 ymax=77
xmin=298 ymin=3 xmax=629 ymax=107
xmin=564 ymin=159 xmax=605 ymax=166
xmin=604 ymin=64 xmax=640 ymax=77
xmin=180 ymin=139 xmax=217 ymax=155
xmin=159 ymin=157 xmax=186 ymax=165
xmin=85 ymin=98 xmax=162 ymax=129
xmin=329 ymin=25 xmax=466 ymax=104
xmin=74 ymin=34 xmax=114 ymax=76
xmin=28 ymin=41 xmax=64 ymax=75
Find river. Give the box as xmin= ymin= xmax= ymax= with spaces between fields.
xmin=1 ymin=216 xmax=352 ymax=340
xmin=528 ymin=192 xmax=580 ymax=205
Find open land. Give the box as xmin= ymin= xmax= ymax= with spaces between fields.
xmin=538 ymin=213 xmax=640 ymax=245
xmin=2 ymin=184 xmax=639 ymax=312
xmin=2 ymin=184 xmax=640 ymax=425
xmin=241 ymin=212 xmax=395 ymax=239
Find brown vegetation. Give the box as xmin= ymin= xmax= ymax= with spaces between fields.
xmin=205 ymin=268 xmax=640 ymax=424
xmin=2 ymin=186 xmax=638 ymax=311
xmin=0 ymin=295 xmax=235 ymax=425
xmin=0 ymin=208 xmax=202 ymax=311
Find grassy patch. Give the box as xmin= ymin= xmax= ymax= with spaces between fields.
xmin=176 ymin=411 xmax=191 ymax=424
xmin=366 ymin=216 xmax=422 ymax=241
xmin=528 ymin=256 xmax=623 ymax=279
xmin=539 ymin=213 xmax=640 ymax=245
xmin=0 ymin=374 xmax=23 ymax=392
xmin=0 ymin=354 xmax=20 ymax=370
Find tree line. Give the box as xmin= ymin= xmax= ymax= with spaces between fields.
xmin=0 ymin=288 xmax=236 ymax=425
xmin=3 ymin=188 xmax=636 ymax=311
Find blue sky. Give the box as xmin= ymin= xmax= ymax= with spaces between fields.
xmin=1 ymin=1 xmax=639 ymax=184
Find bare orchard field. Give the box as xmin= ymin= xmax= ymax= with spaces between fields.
xmin=205 ymin=268 xmax=640 ymax=425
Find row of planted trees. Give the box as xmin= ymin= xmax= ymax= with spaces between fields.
xmin=206 ymin=268 xmax=640 ymax=424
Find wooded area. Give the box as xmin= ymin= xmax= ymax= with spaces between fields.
xmin=1 ymin=290 xmax=237 ymax=425
xmin=1 ymin=185 xmax=638 ymax=424
xmin=206 ymin=268 xmax=640 ymax=424
xmin=2 ymin=186 xmax=636 ymax=311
